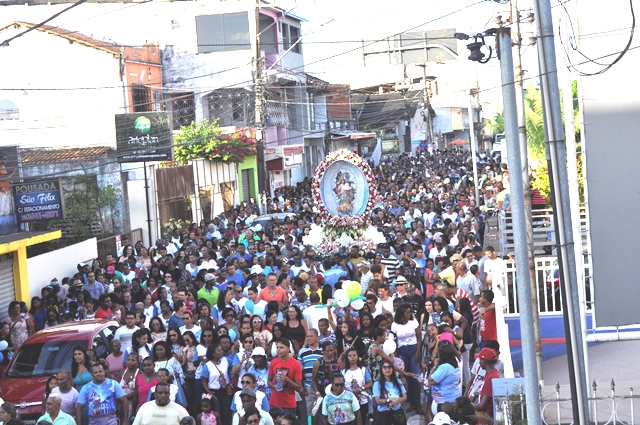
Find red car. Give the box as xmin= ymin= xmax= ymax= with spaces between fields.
xmin=0 ymin=320 xmax=119 ymax=423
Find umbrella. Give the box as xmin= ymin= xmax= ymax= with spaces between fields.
xmin=450 ymin=138 xmax=470 ymax=146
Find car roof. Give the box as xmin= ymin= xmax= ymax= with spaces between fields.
xmin=23 ymin=319 xmax=118 ymax=345
xmin=254 ymin=213 xmax=297 ymax=222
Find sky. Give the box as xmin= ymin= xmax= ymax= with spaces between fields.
xmin=273 ymin=0 xmax=537 ymax=107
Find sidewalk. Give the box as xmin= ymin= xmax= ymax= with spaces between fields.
xmin=527 ymin=339 xmax=640 ymax=423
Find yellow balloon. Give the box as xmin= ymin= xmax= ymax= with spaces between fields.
xmin=345 ymin=281 xmax=362 ymax=300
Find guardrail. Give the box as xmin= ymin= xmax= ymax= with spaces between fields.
xmin=499 ymin=256 xmax=592 ymax=316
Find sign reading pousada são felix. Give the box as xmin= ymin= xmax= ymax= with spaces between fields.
xmin=12 ymin=179 xmax=64 ymax=224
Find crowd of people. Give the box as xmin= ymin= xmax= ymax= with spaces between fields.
xmin=2 ymin=149 xmax=516 ymax=425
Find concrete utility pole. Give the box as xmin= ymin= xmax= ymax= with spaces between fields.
xmin=468 ymin=88 xmax=480 ymax=203
xmin=496 ymin=27 xmax=542 ymax=425
xmin=254 ymin=0 xmax=267 ymax=213
xmin=418 ymin=64 xmax=436 ymax=146
xmin=499 ymin=3 xmax=545 ymax=387
xmin=532 ymin=0 xmax=589 ymax=422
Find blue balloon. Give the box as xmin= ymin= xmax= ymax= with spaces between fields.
xmin=0 ymin=352 xmax=4 ymax=363
xmin=245 ymin=299 xmax=255 ymax=313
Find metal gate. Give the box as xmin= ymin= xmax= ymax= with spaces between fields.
xmin=0 ymin=254 xmax=15 ymax=321
xmin=241 ymin=169 xmax=252 ymax=202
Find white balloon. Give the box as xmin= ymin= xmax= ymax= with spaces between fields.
xmin=0 ymin=340 xmax=8 ymax=351
xmin=444 ymin=177 xmax=450 ymax=184
xmin=382 ymin=339 xmax=397 ymax=355
xmin=351 ymin=299 xmax=365 ymax=310
xmin=334 ymin=289 xmax=350 ymax=308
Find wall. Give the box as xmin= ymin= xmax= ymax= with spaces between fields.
xmin=21 ymin=153 xmax=127 ymax=235
xmin=0 ymin=29 xmax=123 ymax=149
xmin=27 ymin=238 xmax=97 ymax=300
xmin=237 ymin=155 xmax=258 ymax=202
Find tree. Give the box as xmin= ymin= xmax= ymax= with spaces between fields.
xmin=172 ymin=119 xmax=255 ymax=165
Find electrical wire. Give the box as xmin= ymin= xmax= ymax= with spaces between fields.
xmin=557 ymin=0 xmax=636 ymax=76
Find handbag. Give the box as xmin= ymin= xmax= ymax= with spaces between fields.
xmin=393 ymin=408 xmax=407 ymax=425
xmin=211 ymin=360 xmax=234 ymax=395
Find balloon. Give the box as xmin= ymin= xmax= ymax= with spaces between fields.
xmin=344 ymin=281 xmax=362 ymax=300
xmin=334 ymin=289 xmax=350 ymax=308
xmin=229 ymin=328 xmax=237 ymax=342
xmin=351 ymin=299 xmax=365 ymax=310
xmin=0 ymin=352 xmax=3 ymax=363
xmin=0 ymin=341 xmax=8 ymax=351
xmin=444 ymin=177 xmax=450 ymax=184
xmin=245 ymin=300 xmax=254 ymax=313
xmin=383 ymin=339 xmax=397 ymax=355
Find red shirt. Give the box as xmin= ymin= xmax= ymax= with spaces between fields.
xmin=259 ymin=286 xmax=288 ymax=304
xmin=95 ymin=307 xmax=113 ymax=319
xmin=268 ymin=356 xmax=302 ymax=408
xmin=477 ymin=369 xmax=500 ymax=424
xmin=480 ymin=307 xmax=497 ymax=342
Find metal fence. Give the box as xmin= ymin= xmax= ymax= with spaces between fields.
xmin=96 ymin=228 xmax=143 ymax=260
xmin=497 ymin=380 xmax=640 ymax=424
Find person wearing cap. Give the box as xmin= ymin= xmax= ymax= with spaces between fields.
xmin=247 ymin=347 xmax=271 ymax=400
xmin=322 ymin=373 xmax=362 ymax=425
xmin=197 ymin=273 xmax=220 ymax=308
xmin=471 ymin=347 xmax=501 ymax=424
xmin=230 ymin=372 xmax=270 ymax=415
xmin=357 ymin=261 xmax=373 ymax=295
xmin=429 ymin=237 xmax=447 ymax=262
xmin=428 ymin=411 xmax=453 ymax=425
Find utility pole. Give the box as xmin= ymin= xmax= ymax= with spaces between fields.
xmin=467 ymin=89 xmax=480 ymax=203
xmin=498 ymin=4 xmax=545 ymax=387
xmin=497 ymin=27 xmax=542 ymax=425
xmin=418 ymin=64 xmax=436 ymax=148
xmin=254 ymin=0 xmax=267 ymax=213
xmin=532 ymin=0 xmax=589 ymax=422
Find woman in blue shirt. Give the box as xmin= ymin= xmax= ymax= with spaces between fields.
xmin=428 ymin=342 xmax=462 ymax=415
xmin=373 ymin=359 xmax=407 ymax=424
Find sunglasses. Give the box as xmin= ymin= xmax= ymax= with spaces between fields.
xmin=244 ymin=340 xmax=254 ymax=344
xmin=225 ymin=314 xmax=235 ymax=318
xmin=241 ymin=380 xmax=253 ymax=385
xmin=333 ymin=383 xmax=345 ymax=387
xmin=252 ymin=320 xmax=261 ymax=324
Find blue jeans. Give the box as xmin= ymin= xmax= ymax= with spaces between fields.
xmin=283 ymin=407 xmax=297 ymax=416
xmin=397 ymin=343 xmax=421 ymax=407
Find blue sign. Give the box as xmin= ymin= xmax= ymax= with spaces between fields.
xmin=13 ymin=179 xmax=64 ymax=224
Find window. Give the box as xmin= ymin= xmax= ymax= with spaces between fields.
xmin=6 ymin=340 xmax=86 ymax=378
xmin=166 ymin=92 xmax=196 ymax=130
xmin=281 ymin=23 xmax=301 ymax=54
xmin=132 ymin=84 xmax=152 ymax=112
xmin=259 ymin=15 xmax=277 ymax=54
xmin=196 ymin=13 xmax=251 ymax=53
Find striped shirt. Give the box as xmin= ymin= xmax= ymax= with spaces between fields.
xmin=380 ymin=254 xmax=400 ymax=279
xmin=298 ymin=346 xmax=323 ymax=388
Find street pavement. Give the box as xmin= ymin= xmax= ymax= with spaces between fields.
xmin=526 ymin=339 xmax=640 ymax=424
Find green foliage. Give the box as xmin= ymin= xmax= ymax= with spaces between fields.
xmin=486 ymin=112 xmax=505 ymax=135
xmin=161 ymin=218 xmax=191 ymax=236
xmin=173 ymin=119 xmax=256 ymax=164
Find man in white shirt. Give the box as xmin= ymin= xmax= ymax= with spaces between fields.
xmin=483 ymin=246 xmax=506 ymax=289
xmin=456 ymin=262 xmax=480 ymax=301
xmin=114 ymin=312 xmax=139 ymax=353
xmin=50 ymin=371 xmax=79 ymax=419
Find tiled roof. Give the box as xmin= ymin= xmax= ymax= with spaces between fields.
xmin=21 ymin=147 xmax=113 ymax=165
xmin=0 ymin=21 xmax=121 ymax=55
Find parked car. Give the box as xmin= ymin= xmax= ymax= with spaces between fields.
xmin=251 ymin=212 xmax=297 ymax=233
xmin=0 ymin=320 xmax=118 ymax=423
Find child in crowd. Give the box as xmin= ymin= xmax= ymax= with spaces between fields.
xmin=478 ymin=289 xmax=496 ymax=348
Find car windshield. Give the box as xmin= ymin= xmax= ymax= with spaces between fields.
xmin=6 ymin=340 xmax=85 ymax=378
